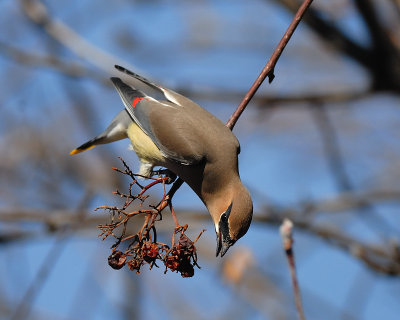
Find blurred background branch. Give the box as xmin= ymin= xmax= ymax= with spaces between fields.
xmin=2 ymin=187 xmax=400 ymax=275
xmin=1 ymin=0 xmax=400 ymax=319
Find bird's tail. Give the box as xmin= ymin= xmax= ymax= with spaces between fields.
xmin=70 ymin=137 xmax=103 ymax=155
xmin=70 ymin=110 xmax=131 ymax=156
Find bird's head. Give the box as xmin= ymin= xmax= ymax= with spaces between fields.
xmin=214 ymin=186 xmax=253 ymax=257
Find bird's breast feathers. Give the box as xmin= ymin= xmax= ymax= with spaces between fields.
xmin=127 ymin=122 xmax=164 ymax=163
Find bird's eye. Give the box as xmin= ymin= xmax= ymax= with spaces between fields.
xmin=221 ymin=213 xmax=228 ymax=222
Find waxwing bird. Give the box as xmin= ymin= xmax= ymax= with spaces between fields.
xmin=71 ymin=65 xmax=253 ymax=257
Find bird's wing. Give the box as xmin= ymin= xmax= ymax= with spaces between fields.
xmin=114 ymin=65 xmax=161 ymax=92
xmin=114 ymin=65 xmax=194 ymax=108
xmin=110 ymin=77 xmax=204 ymax=165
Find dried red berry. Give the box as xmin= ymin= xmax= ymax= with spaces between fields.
xmin=108 ymin=251 xmax=127 ymax=270
xmin=148 ymin=243 xmax=159 ymax=258
xmin=142 ymin=241 xmax=160 ymax=262
xmin=165 ymin=255 xmax=180 ymax=271
xmin=180 ymin=264 xmax=194 ymax=278
xmin=163 ymin=232 xmax=198 ymax=278
xmin=127 ymin=258 xmax=142 ymax=272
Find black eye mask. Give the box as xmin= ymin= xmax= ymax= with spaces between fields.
xmin=216 ymin=203 xmax=234 ymax=257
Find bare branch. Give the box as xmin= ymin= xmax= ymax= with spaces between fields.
xmin=0 ymin=41 xmax=109 ymax=87
xmin=263 ymin=208 xmax=400 ymax=276
xmin=11 ymin=192 xmax=93 ymax=320
xmin=3 ymin=188 xmax=399 ymax=275
xmin=310 ymin=103 xmax=397 ymax=235
xmin=280 ymin=219 xmax=306 ymax=320
xmin=274 ymin=0 xmax=400 ymax=91
xmin=95 ymin=159 xmax=203 ymax=277
xmin=272 ymin=0 xmax=370 ymax=67
xmin=0 ymin=42 xmax=370 ymax=108
xmin=19 ymin=0 xmax=141 ymax=75
xmin=226 ymin=0 xmax=314 ymax=130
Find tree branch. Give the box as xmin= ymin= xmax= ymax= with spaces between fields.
xmin=19 ymin=0 xmax=141 ymax=75
xmin=280 ymin=219 xmax=306 ymax=320
xmin=226 ymin=0 xmax=314 ymax=130
xmin=271 ymin=0 xmax=371 ymax=70
xmin=3 ymin=188 xmax=399 ymax=275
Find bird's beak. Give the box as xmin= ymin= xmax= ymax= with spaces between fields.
xmin=216 ymin=231 xmax=222 ymax=257
xmin=216 ymin=230 xmax=233 ymax=257
xmin=216 ymin=203 xmax=234 ymax=257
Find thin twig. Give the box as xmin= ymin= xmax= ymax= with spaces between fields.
xmin=310 ymin=103 xmax=396 ymax=236
xmin=2 ymin=182 xmax=400 ymax=275
xmin=19 ymin=0 xmax=140 ymax=76
xmin=309 ymin=103 xmax=352 ymax=191
xmin=168 ymin=202 xmax=180 ymax=227
xmin=167 ymin=0 xmax=314 ymax=204
xmin=97 ymin=159 xmax=203 ymax=277
xmin=273 ymin=0 xmax=370 ymax=67
xmin=11 ymin=235 xmax=68 ymax=320
xmin=280 ymin=219 xmax=306 ymax=320
xmin=225 ymin=0 xmax=314 ymax=130
xmin=0 ymin=41 xmax=370 ymax=106
xmin=11 ymin=192 xmax=93 ymax=320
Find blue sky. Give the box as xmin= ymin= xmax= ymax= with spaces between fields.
xmin=1 ymin=0 xmax=400 ymax=319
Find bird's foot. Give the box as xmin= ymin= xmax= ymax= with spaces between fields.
xmin=151 ymin=169 xmax=177 ymax=184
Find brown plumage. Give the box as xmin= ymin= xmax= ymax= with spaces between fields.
xmin=71 ymin=65 xmax=253 ymax=257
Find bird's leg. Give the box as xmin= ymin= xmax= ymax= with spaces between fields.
xmin=151 ymin=169 xmax=177 ymax=184
xmin=138 ymin=163 xmax=176 ymax=184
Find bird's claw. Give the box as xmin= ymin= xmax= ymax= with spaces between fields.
xmin=151 ymin=169 xmax=177 ymax=184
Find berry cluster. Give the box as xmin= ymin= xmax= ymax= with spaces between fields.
xmin=97 ymin=158 xmax=204 ymax=277
xmin=107 ymin=226 xmax=203 ymax=278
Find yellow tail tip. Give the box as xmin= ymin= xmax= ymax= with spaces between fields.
xmin=70 ymin=149 xmax=81 ymax=155
xmin=69 ymin=145 xmax=95 ymax=155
